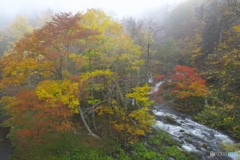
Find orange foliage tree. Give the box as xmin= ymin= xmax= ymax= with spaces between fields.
xmin=154 ymin=65 xmax=208 ymax=111
xmin=2 ymin=88 xmax=74 ymax=143
xmin=0 ymin=10 xmax=154 ymax=146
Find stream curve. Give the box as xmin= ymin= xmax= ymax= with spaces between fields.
xmin=152 ymin=103 xmax=239 ymax=160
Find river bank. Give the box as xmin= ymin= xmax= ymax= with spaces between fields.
xmin=0 ymin=102 xmax=239 ymax=160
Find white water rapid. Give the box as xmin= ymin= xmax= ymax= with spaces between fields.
xmin=150 ymin=82 xmax=239 ymax=160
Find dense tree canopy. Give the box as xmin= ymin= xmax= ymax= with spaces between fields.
xmin=0 ymin=10 xmax=154 ymax=155
xmin=0 ymin=0 xmax=240 ymax=159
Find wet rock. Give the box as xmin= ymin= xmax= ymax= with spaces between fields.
xmin=202 ymin=144 xmax=208 ymax=149
xmin=185 ymin=139 xmax=192 ymax=143
xmin=165 ymin=116 xmax=177 ymax=123
xmin=195 ymin=146 xmax=201 ymax=150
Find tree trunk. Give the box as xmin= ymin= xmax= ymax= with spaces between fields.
xmin=78 ymin=105 xmax=101 ymax=140
xmin=115 ymin=81 xmax=128 ymax=146
xmin=145 ymin=43 xmax=150 ymax=83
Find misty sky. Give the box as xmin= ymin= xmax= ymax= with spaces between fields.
xmin=1 ymin=0 xmax=185 ymax=18
xmin=0 ymin=0 xmax=186 ymax=29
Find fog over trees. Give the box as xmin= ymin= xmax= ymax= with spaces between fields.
xmin=0 ymin=0 xmax=186 ymax=29
xmin=0 ymin=0 xmax=240 ymax=159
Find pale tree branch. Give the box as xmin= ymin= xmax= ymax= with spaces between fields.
xmin=77 ymin=105 xmax=101 ymax=140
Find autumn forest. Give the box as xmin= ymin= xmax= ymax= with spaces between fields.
xmin=0 ymin=0 xmax=240 ymax=159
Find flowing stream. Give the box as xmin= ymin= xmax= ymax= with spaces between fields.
xmin=0 ymin=81 xmax=239 ymax=160
xmin=151 ymin=82 xmax=239 ymax=160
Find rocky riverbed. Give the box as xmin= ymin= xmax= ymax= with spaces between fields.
xmin=152 ymin=104 xmax=239 ymax=160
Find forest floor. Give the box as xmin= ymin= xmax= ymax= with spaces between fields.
xmin=0 ymin=110 xmax=13 ymax=160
